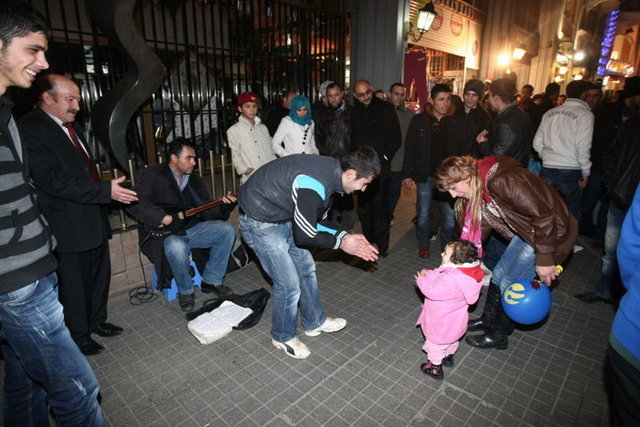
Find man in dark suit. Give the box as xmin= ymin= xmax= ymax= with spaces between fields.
xmin=20 ymin=74 xmax=137 ymax=355
xmin=350 ymin=79 xmax=401 ymax=257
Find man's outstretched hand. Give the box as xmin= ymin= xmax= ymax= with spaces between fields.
xmin=111 ymin=176 xmax=138 ymax=204
xmin=340 ymin=233 xmax=379 ymax=262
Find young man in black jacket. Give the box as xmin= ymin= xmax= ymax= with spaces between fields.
xmin=402 ymin=84 xmax=456 ymax=258
xmin=0 ymin=2 xmax=103 ymax=425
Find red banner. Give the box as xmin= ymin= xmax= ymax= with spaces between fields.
xmin=403 ymin=51 xmax=429 ymax=111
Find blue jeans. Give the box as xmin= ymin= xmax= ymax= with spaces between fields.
xmin=416 ymin=178 xmax=455 ymax=249
xmin=540 ymin=167 xmax=583 ymax=220
xmin=163 ymin=220 xmax=236 ymax=294
xmin=416 ymin=179 xmax=433 ymax=247
xmin=483 ymin=233 xmax=509 ymax=271
xmin=239 ymin=215 xmax=326 ymax=342
xmin=0 ymin=272 xmax=103 ymax=426
xmin=595 ymin=203 xmax=627 ymax=299
xmin=437 ymin=199 xmax=456 ymax=250
xmin=492 ymin=236 xmax=536 ymax=292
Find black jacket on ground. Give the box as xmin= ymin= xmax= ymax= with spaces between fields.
xmin=603 ymin=115 xmax=640 ymax=209
xmin=351 ymin=97 xmax=401 ymax=179
xmin=314 ymin=104 xmax=352 ymax=158
xmin=479 ymin=102 xmax=533 ymax=167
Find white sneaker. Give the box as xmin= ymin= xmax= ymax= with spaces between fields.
xmin=272 ymin=337 xmax=311 ymax=359
xmin=304 ymin=317 xmax=347 ymax=337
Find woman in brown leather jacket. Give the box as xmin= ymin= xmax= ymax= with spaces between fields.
xmin=435 ymin=155 xmax=578 ymax=349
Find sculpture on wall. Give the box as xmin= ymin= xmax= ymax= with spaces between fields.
xmin=88 ymin=0 xmax=165 ymax=171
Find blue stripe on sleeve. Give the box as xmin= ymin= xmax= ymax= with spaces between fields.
xmin=293 ymin=175 xmax=326 ymax=200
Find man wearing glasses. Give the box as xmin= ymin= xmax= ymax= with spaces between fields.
xmin=350 ymin=79 xmax=401 ymax=257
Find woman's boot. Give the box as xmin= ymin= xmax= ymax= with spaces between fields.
xmin=465 ymin=302 xmax=515 ymax=349
xmin=467 ymin=281 xmax=501 ymax=332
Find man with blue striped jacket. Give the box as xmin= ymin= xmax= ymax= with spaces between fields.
xmin=238 ymin=146 xmax=380 ymax=359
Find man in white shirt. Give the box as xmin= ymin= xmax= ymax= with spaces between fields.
xmin=533 ymin=80 xmax=594 ymax=221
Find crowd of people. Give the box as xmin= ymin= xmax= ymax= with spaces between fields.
xmin=1 ymin=1 xmax=639 ymax=425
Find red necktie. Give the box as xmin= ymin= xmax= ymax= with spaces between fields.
xmin=63 ymin=123 xmax=101 ymax=182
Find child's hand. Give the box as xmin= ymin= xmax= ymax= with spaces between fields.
xmin=414 ymin=269 xmax=427 ymax=280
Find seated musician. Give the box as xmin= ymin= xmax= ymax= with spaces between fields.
xmin=128 ymin=138 xmax=236 ymax=312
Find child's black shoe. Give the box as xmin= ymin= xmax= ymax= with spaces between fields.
xmin=442 ymin=354 xmax=454 ymax=367
xmin=420 ymin=362 xmax=443 ymax=380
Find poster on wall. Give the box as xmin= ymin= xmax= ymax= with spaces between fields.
xmin=404 ymin=51 xmax=429 ymax=110
xmin=465 ymin=20 xmax=481 ymax=70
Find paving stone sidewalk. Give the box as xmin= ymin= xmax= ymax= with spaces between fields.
xmin=1 ymin=191 xmax=615 ymax=426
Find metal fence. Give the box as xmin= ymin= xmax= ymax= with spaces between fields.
xmin=25 ymin=0 xmax=348 ymax=230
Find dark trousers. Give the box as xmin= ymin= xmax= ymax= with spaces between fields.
xmin=540 ymin=167 xmax=583 ymax=220
xmin=580 ymin=170 xmax=608 ymax=244
xmin=56 ymin=242 xmax=111 ymax=343
xmin=388 ymin=171 xmax=403 ymax=221
xmin=358 ymin=177 xmax=391 ymax=254
xmin=608 ymin=344 xmax=640 ymax=426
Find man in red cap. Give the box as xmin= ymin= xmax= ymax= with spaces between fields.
xmin=227 ymin=92 xmax=276 ymax=183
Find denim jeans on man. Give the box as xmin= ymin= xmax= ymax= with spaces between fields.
xmin=163 ymin=220 xmax=236 ymax=294
xmin=594 ymin=203 xmax=627 ymax=299
xmin=416 ymin=178 xmax=455 ymax=249
xmin=492 ymin=236 xmax=536 ymax=291
xmin=540 ymin=167 xmax=583 ymax=220
xmin=0 ymin=272 xmax=103 ymax=426
xmin=239 ymin=215 xmax=327 ymax=342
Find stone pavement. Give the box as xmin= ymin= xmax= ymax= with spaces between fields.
xmin=1 ymin=189 xmax=616 ymax=426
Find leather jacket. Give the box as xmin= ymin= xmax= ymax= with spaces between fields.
xmin=480 ymin=102 xmax=533 ymax=167
xmin=603 ymin=115 xmax=640 ymax=208
xmin=484 ymin=156 xmax=578 ymax=267
xmin=314 ymin=104 xmax=352 ymax=158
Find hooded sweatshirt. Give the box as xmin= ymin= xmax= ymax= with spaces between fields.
xmin=416 ymin=262 xmax=484 ymax=344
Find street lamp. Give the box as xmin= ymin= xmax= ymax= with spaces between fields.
xmin=407 ymin=1 xmax=438 ymax=42
xmin=497 ymin=52 xmax=510 ymax=67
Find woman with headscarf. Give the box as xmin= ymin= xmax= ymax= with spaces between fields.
xmin=272 ymin=95 xmax=319 ymax=157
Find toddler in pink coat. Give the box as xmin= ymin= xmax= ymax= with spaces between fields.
xmin=415 ymin=239 xmax=484 ymax=379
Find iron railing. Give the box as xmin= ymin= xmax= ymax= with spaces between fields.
xmin=24 ymin=0 xmax=348 ymax=231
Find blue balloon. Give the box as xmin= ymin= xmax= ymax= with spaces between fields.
xmin=501 ymin=280 xmax=552 ymax=324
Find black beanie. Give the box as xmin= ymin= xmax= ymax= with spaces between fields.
xmin=463 ymin=79 xmax=485 ymax=96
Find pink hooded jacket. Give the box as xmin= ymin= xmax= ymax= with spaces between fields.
xmin=416 ymin=262 xmax=484 ymax=345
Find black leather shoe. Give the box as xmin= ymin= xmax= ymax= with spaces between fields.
xmin=178 ymin=293 xmax=195 ymax=312
xmin=200 ymin=283 xmax=233 ymax=297
xmin=442 ymin=354 xmax=454 ymax=367
xmin=92 ymin=322 xmax=123 ymax=337
xmin=467 ymin=317 xmax=486 ymax=332
xmin=77 ymin=338 xmax=104 ymax=356
xmin=465 ymin=332 xmax=508 ymax=349
xmin=574 ymin=292 xmax=614 ymax=304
